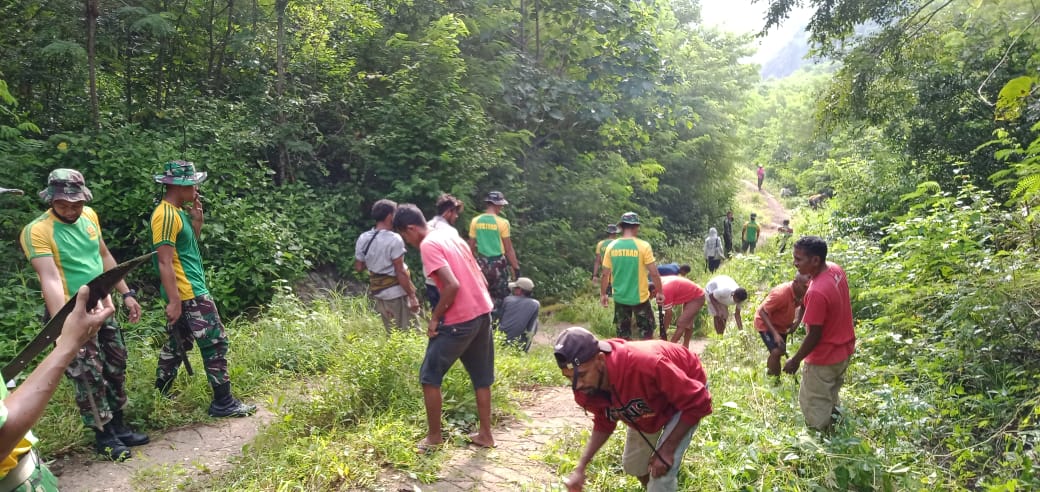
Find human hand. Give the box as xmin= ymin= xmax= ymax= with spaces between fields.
xmin=407 ymin=294 xmax=420 ymax=314
xmin=100 ymin=293 xmax=115 ymax=312
xmin=165 ymin=302 xmax=182 ymax=324
xmin=57 ymin=286 xmax=114 ymax=349
xmin=124 ymin=296 xmax=142 ymax=323
xmin=427 ymin=318 xmax=439 ymax=339
xmin=188 ymin=189 xmax=204 ymax=222
xmin=563 ymin=469 xmax=586 ymax=491
xmin=649 ymin=452 xmax=672 ymax=478
xmin=783 ymin=358 xmax=800 ymax=375
xmin=656 ymin=292 xmax=666 ymax=305
xmin=600 ymin=293 xmax=609 ymax=307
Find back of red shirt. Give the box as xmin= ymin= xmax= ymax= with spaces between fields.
xmin=574 ymin=339 xmax=712 ymax=435
xmin=802 ymin=262 xmax=856 ymax=365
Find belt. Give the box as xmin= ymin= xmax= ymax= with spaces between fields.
xmin=0 ymin=449 xmax=40 ymax=492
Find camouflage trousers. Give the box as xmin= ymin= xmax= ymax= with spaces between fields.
xmin=64 ymin=318 xmax=128 ymax=429
xmin=613 ymin=300 xmax=656 ymax=340
xmin=477 ymin=255 xmax=509 ymax=318
xmin=156 ymin=295 xmax=230 ymax=387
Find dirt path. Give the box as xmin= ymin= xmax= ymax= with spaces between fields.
xmin=52 ymin=407 xmax=274 ymax=491
xmin=740 ymin=179 xmax=789 ymax=240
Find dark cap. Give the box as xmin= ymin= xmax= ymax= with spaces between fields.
xmin=485 ymin=191 xmax=508 ymax=205
xmin=620 ymin=212 xmax=640 ymax=225
xmin=554 ymin=327 xmax=612 ymax=369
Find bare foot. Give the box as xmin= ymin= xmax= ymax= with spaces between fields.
xmin=416 ymin=436 xmax=444 ymax=454
xmin=467 ymin=432 xmax=495 ymax=448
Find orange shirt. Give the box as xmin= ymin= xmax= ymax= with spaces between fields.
xmin=660 ymin=276 xmax=704 ymax=309
xmin=754 ymin=282 xmax=799 ymax=334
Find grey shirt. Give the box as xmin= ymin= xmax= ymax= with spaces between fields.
xmin=498 ymin=295 xmax=540 ymax=343
xmin=355 ymin=228 xmax=408 ymax=300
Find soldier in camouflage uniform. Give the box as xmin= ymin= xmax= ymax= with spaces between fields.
xmin=20 ymin=170 xmax=149 ymax=461
xmin=468 ymin=191 xmax=519 ymax=319
xmin=151 ymin=161 xmax=255 ymax=418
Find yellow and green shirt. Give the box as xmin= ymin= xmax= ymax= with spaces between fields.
xmin=595 ymin=238 xmax=615 ymax=257
xmin=603 ymin=237 xmax=656 ymax=305
xmin=151 ymin=200 xmax=209 ymax=302
xmin=0 ymin=384 xmax=36 ymax=477
xmin=469 ymin=213 xmax=511 ymax=257
xmin=21 ymin=207 xmax=104 ymax=300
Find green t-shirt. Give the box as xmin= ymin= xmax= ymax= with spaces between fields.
xmin=469 ymin=213 xmax=511 ymax=257
xmin=602 ymin=237 xmax=655 ymax=305
xmin=743 ymin=221 xmax=761 ymax=242
xmin=21 ymin=208 xmax=105 ymax=300
xmin=151 ymin=200 xmax=209 ymax=301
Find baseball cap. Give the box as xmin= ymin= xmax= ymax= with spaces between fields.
xmin=605 ymin=224 xmax=619 ymax=234
xmin=39 ymin=169 xmax=92 ymax=202
xmin=508 ymin=277 xmax=534 ymax=292
xmin=554 ymin=327 xmax=612 ymax=389
xmin=485 ymin=191 xmax=508 ymax=205
xmin=619 ymin=212 xmax=640 ymax=225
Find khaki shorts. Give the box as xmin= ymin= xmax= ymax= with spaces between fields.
xmin=621 ymin=413 xmax=698 ymax=491
xmin=799 ymin=357 xmax=851 ymax=430
xmin=374 ymin=296 xmax=414 ymax=334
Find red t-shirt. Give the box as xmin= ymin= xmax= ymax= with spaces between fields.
xmin=573 ymin=339 xmax=712 ymax=435
xmin=802 ymin=262 xmax=856 ymax=365
xmin=420 ymin=228 xmax=493 ymax=325
xmin=754 ymin=282 xmax=798 ymax=334
xmin=660 ymin=276 xmax=705 ymax=309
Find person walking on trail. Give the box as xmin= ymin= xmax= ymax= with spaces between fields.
xmin=652 ymin=276 xmax=706 ymax=348
xmin=592 ymin=224 xmax=619 ymax=283
xmin=784 ymin=236 xmax=856 ymax=432
xmin=601 ymin=212 xmax=665 ymax=341
xmin=151 ymin=161 xmax=256 ymax=418
xmin=741 ymin=213 xmax=761 ymax=254
xmin=498 ymin=277 xmax=540 ymax=351
xmin=468 ymin=191 xmax=519 ymax=319
xmin=394 ymin=204 xmax=496 ymax=453
xmin=722 ymin=211 xmax=734 ymax=258
xmin=704 ymin=275 xmax=748 ymax=335
xmin=354 ymin=199 xmax=420 ymax=334
xmin=756 ymin=274 xmax=809 ymax=377
xmin=757 ymin=164 xmax=765 ymax=191
xmin=554 ymin=327 xmax=712 ymax=492
xmin=425 ymin=194 xmax=464 ymax=309
xmin=0 ymin=285 xmax=114 ymax=491
xmin=20 ymin=169 xmax=149 ymax=461
xmin=703 ymin=228 xmax=725 ymax=273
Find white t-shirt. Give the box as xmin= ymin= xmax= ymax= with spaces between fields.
xmin=705 ymin=275 xmax=740 ymax=316
xmin=354 ymin=228 xmax=408 ymax=300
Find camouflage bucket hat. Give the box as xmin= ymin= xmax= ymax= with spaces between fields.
xmin=39 ymin=169 xmax=92 ymax=202
xmin=605 ymin=224 xmax=619 ymax=234
xmin=619 ymin=212 xmax=640 ymax=225
xmin=485 ymin=191 xmax=508 ymax=205
xmin=154 ymin=160 xmax=208 ymax=186
xmin=0 ymin=187 xmax=24 ymax=195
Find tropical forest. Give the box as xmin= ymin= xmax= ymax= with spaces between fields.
xmin=0 ymin=0 xmax=1038 ymax=489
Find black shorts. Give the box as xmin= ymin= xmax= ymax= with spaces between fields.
xmin=419 ymin=313 xmax=495 ymax=388
xmin=759 ymin=331 xmax=788 ymax=352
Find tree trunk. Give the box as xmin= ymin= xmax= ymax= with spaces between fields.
xmin=273 ymin=0 xmax=289 ymax=185
xmin=85 ymin=0 xmax=100 ymax=132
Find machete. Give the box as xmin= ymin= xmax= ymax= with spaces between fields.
xmin=2 ymin=251 xmax=156 ymax=381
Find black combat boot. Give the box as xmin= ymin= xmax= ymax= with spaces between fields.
xmin=208 ymin=381 xmax=257 ymax=418
xmin=111 ymin=410 xmax=150 ymax=447
xmin=94 ymin=425 xmax=131 ymax=461
xmin=155 ymin=376 xmax=174 ymax=397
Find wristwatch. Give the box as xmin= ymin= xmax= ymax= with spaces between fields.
xmin=122 ymin=289 xmax=137 ymax=300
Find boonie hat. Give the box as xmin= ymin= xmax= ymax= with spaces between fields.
xmin=0 ymin=187 xmax=24 ymax=195
xmin=509 ymin=277 xmax=535 ymax=292
xmin=605 ymin=224 xmax=619 ymax=234
xmin=750 ymin=213 xmax=757 ymax=219
xmin=154 ymin=160 xmax=208 ymax=186
xmin=39 ymin=169 xmax=92 ymax=203
xmin=485 ymin=191 xmax=508 ymax=205
xmin=619 ymin=212 xmax=640 ymax=225
xmin=554 ymin=327 xmax=612 ymax=390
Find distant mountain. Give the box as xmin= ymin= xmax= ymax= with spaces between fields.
xmin=758 ymin=26 xmax=814 ymax=79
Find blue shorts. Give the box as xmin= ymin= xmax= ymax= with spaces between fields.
xmin=759 ymin=330 xmax=788 ymax=352
xmin=419 ymin=313 xmax=495 ymax=388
